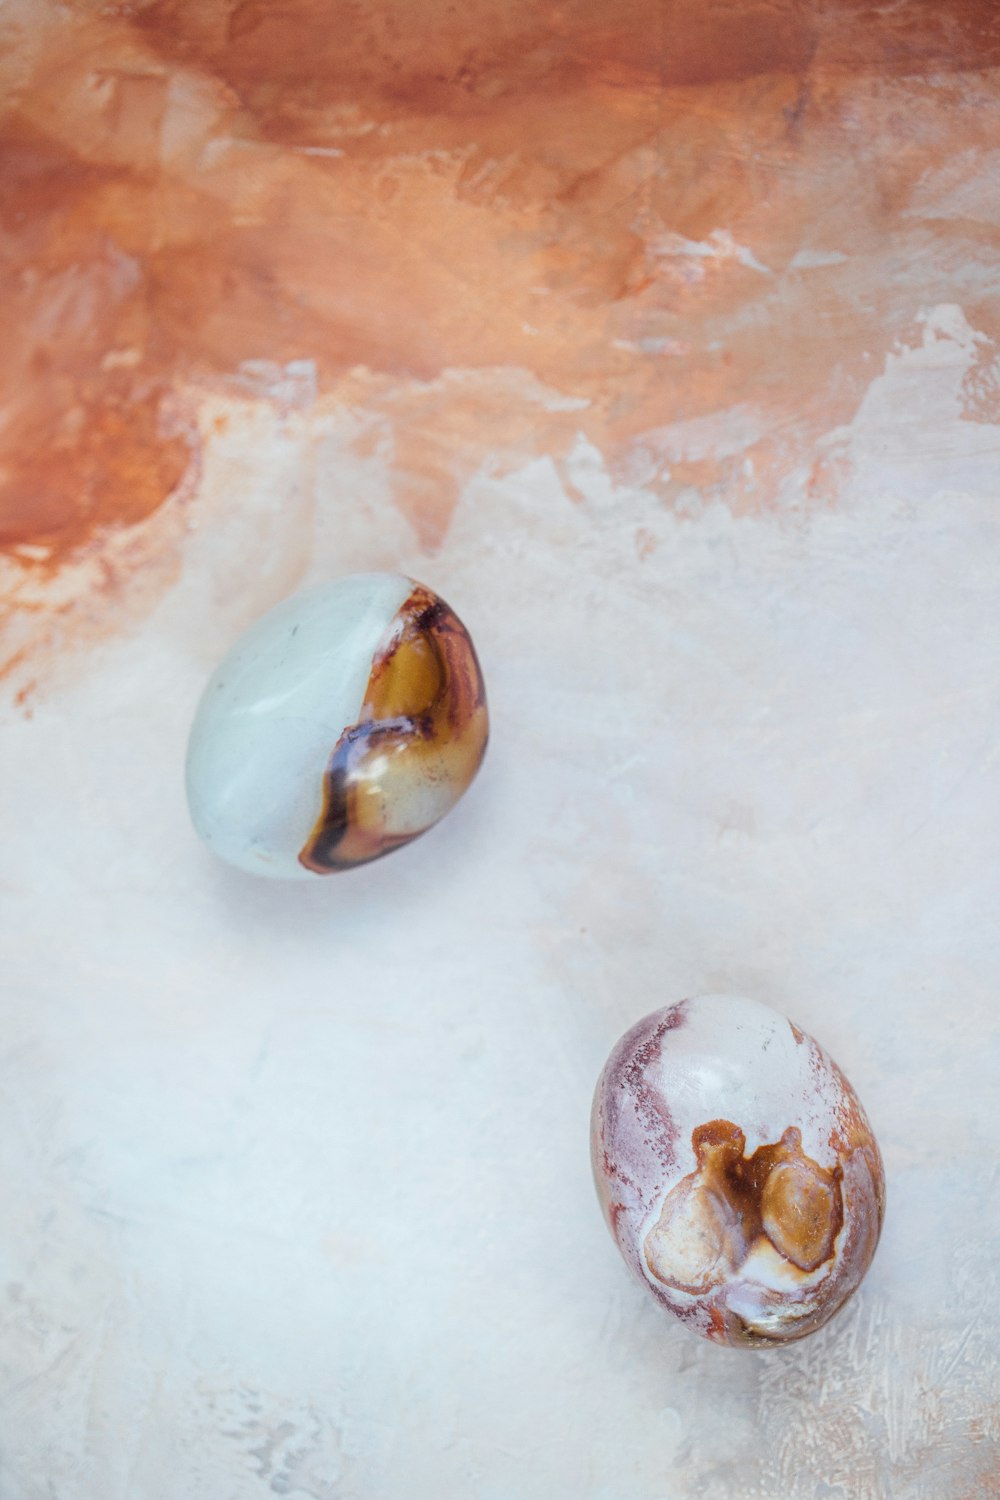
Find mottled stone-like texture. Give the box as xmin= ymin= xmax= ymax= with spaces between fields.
xmin=592 ymin=997 xmax=885 ymax=1346
xmin=1 ymin=2 xmax=999 ymax=1497
xmin=185 ymin=574 xmax=488 ymax=877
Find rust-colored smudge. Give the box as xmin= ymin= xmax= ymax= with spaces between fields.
xmin=4 ymin=0 xmax=1000 ymax=603
xmin=643 ymin=1119 xmax=845 ymax=1295
xmin=0 ymin=115 xmax=195 ymax=574
xmin=0 ymin=377 xmax=191 ymax=558
xmin=299 ymin=584 xmax=488 ymax=872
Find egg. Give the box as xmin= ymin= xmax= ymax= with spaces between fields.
xmin=591 ymin=995 xmax=885 ymax=1347
xmin=185 ymin=573 xmax=488 ymax=877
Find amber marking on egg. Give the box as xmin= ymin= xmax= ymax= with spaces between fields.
xmin=299 ymin=586 xmax=488 ymax=872
xmin=643 ymin=1120 xmax=844 ymax=1293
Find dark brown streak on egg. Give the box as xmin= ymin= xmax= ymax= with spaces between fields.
xmin=297 ymin=714 xmax=421 ymax=870
xmin=299 ymin=585 xmax=488 ymax=872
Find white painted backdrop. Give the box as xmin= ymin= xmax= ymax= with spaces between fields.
xmin=1 ymin=308 xmax=998 ymax=1498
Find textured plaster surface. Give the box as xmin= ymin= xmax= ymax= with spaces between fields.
xmin=1 ymin=3 xmax=999 ymax=1497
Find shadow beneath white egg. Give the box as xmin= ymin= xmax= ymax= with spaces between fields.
xmin=192 ymin=760 xmax=503 ymax=952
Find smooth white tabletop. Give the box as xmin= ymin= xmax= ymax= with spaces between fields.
xmin=3 ymin=426 xmax=998 ymax=1498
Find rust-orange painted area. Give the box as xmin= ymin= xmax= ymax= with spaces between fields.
xmin=2 ymin=0 xmax=1000 ymax=578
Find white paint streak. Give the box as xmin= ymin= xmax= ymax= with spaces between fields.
xmin=0 ymin=317 xmax=999 ymax=1497
xmin=651 ymin=227 xmax=773 ymax=275
xmin=790 ymin=248 xmax=850 ymax=269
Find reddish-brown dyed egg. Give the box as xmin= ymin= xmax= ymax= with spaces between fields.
xmin=591 ymin=995 xmax=885 ymax=1347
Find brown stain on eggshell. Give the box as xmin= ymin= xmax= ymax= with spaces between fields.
xmin=643 ymin=1119 xmax=844 ymax=1296
xmin=592 ymin=1001 xmax=888 ymax=1349
xmin=299 ymin=584 xmax=488 ymax=871
xmin=640 ymin=1099 xmax=885 ymax=1348
xmin=4 ymin=0 xmax=1000 ymax=671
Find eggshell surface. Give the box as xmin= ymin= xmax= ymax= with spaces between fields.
xmin=591 ymin=996 xmax=885 ymax=1347
xmin=186 ymin=573 xmax=488 ymax=877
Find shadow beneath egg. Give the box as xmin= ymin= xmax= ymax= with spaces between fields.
xmin=192 ymin=757 xmax=502 ymax=951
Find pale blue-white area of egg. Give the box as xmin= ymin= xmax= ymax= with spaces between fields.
xmin=185 ymin=573 xmax=414 ymax=878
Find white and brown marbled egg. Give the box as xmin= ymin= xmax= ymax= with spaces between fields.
xmin=591 ymin=996 xmax=885 ymax=1348
xmin=186 ymin=573 xmax=488 ymax=877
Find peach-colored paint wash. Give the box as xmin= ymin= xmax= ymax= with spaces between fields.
xmin=2 ymin=4 xmax=1000 ymax=1497
xmin=4 ymin=0 xmax=1000 ymax=680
